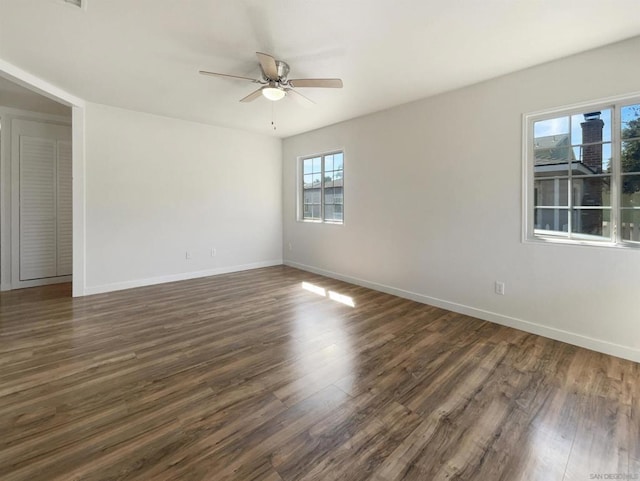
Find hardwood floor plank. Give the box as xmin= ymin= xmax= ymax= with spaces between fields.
xmin=494 ymin=342 xmax=580 ymax=481
xmin=0 ymin=266 xmax=637 ymax=481
xmin=563 ymin=396 xmax=630 ymax=480
xmin=630 ymin=393 xmax=640 ymax=478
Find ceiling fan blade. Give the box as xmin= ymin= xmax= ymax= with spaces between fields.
xmin=288 ymin=78 xmax=343 ymax=88
xmin=256 ymin=52 xmax=279 ymax=80
xmin=199 ymin=70 xmax=258 ymax=82
xmin=286 ymin=89 xmax=315 ymax=107
xmin=239 ymin=88 xmax=264 ymax=103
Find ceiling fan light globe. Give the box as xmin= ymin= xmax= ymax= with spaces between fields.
xmin=262 ymin=87 xmax=286 ymax=101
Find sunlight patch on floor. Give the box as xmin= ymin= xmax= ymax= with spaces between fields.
xmin=301 ymin=282 xmax=355 ymax=307
xmin=302 ymin=282 xmax=326 ymax=297
xmin=328 ymin=290 xmax=355 ymax=307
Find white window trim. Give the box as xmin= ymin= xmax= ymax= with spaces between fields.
xmin=297 ymin=149 xmax=345 ymax=225
xmin=523 ymin=91 xmax=640 ymax=249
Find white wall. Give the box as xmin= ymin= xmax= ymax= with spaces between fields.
xmin=283 ymin=36 xmax=640 ymax=362
xmin=84 ymin=103 xmax=282 ymax=294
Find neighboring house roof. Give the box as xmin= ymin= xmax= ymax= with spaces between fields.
xmin=534 ymin=134 xmax=576 ymax=166
xmin=303 ymin=178 xmax=344 ymax=189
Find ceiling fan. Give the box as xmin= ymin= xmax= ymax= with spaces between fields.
xmin=199 ymin=52 xmax=343 ymax=105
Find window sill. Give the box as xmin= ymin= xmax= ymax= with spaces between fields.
xmin=524 ymin=235 xmax=640 ymax=250
xmin=298 ymin=219 xmax=344 ymax=226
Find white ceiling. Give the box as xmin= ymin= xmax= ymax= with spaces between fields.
xmin=2 ymin=0 xmax=640 ymax=138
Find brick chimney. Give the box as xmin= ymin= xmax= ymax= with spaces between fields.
xmin=581 ymin=112 xmax=604 ymax=173
xmin=579 ymin=112 xmax=604 ymax=235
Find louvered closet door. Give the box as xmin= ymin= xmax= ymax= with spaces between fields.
xmin=19 ymin=136 xmax=58 ymax=281
xmin=56 ymin=141 xmax=73 ymax=276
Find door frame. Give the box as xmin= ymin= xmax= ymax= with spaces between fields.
xmin=0 ymin=59 xmax=87 ymax=296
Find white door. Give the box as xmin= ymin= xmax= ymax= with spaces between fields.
xmin=56 ymin=141 xmax=73 ymax=276
xmin=12 ymin=119 xmax=72 ymax=286
xmin=19 ymin=136 xmax=58 ymax=280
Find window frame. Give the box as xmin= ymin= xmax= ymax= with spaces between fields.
xmin=298 ymin=150 xmax=344 ymax=225
xmin=523 ymin=92 xmax=640 ymax=249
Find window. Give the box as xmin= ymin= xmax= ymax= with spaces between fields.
xmin=301 ymin=151 xmax=344 ymax=223
xmin=525 ymin=96 xmax=640 ymax=246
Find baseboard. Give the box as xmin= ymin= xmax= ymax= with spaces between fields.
xmin=285 ymin=260 xmax=640 ymax=364
xmin=84 ymin=259 xmax=283 ymax=296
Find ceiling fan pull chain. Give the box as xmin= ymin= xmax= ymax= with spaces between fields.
xmin=271 ymin=102 xmax=277 ymax=131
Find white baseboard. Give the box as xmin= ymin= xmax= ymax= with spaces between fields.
xmin=285 ymin=260 xmax=640 ymax=364
xmin=84 ymin=259 xmax=283 ymax=296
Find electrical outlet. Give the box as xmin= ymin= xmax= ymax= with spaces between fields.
xmin=211 ymin=248 xmax=216 ymax=257
xmin=288 ymin=242 xmax=292 ymax=251
xmin=185 ymin=251 xmax=191 ymax=260
xmin=495 ymin=281 xmax=505 ymax=295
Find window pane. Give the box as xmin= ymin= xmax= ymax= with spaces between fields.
xmin=575 ymin=142 xmax=610 ymax=174
xmin=303 ymin=189 xmax=320 ymax=204
xmin=601 ymin=109 xmax=612 ymax=142
xmin=621 ymin=140 xmax=640 ymax=173
xmin=621 ymin=175 xmax=640 ymax=207
xmin=572 ymin=209 xmax=610 ymax=239
xmin=534 ymin=208 xmax=568 ymax=233
xmin=334 ymin=187 xmax=343 ymax=204
xmin=571 ymin=110 xmax=611 ymax=145
xmin=324 ymin=204 xmax=334 ymax=220
xmin=303 ymin=158 xmax=313 ymax=175
xmin=325 ymin=155 xmax=334 ymax=172
xmin=303 ymin=189 xmax=318 ymax=204
xmin=534 ymin=146 xmax=572 ymax=164
xmin=324 ymin=171 xmax=334 ymax=186
xmin=620 ymin=209 xmax=640 ymax=242
xmin=324 ymin=187 xmax=334 ymax=204
xmin=572 ymin=176 xmax=610 ymax=207
xmin=573 ymin=143 xmax=611 ymax=175
xmin=621 ymin=104 xmax=640 ymax=140
xmin=534 ymin=117 xmax=569 ymax=138
xmin=570 ymin=114 xmax=583 ymax=145
xmin=312 ymin=157 xmax=321 ymax=173
xmin=324 ymin=204 xmax=343 ymax=222
xmin=602 ymin=143 xmax=612 ymax=172
xmin=334 ymin=152 xmax=344 ymax=170
xmin=311 ymin=173 xmax=321 ymax=186
xmin=534 ymin=178 xmax=568 ymax=206
xmin=303 ymin=174 xmax=313 ymax=188
xmin=304 ymin=204 xmax=321 ymax=220
xmin=572 ymin=146 xmax=581 ymax=161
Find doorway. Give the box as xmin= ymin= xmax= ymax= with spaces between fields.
xmin=0 ymin=76 xmax=73 ymax=291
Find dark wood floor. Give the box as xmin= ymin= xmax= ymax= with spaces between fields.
xmin=0 ymin=266 xmax=638 ymax=481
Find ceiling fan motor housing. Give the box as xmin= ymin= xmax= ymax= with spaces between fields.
xmin=275 ymin=61 xmax=290 ymax=82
